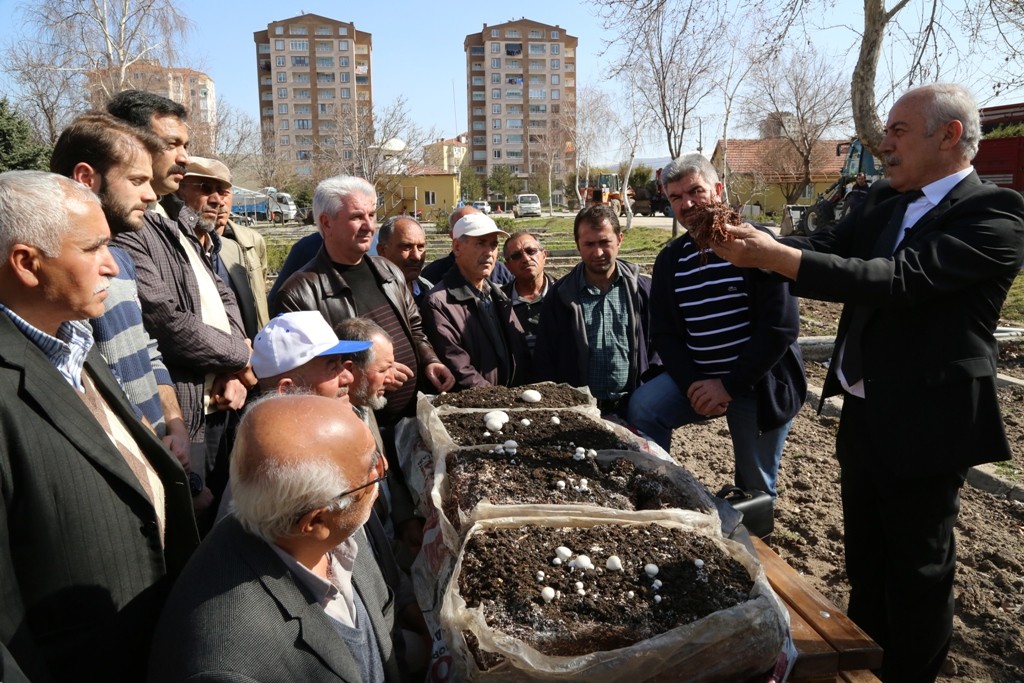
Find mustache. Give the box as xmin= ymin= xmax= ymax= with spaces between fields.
xmin=93 ymin=277 xmax=111 ymax=294
xmin=169 ymin=165 xmax=187 ymax=176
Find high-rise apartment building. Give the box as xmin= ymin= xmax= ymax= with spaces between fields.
xmin=254 ymin=13 xmax=372 ymax=178
xmin=464 ymin=19 xmax=576 ymax=202
xmin=86 ymin=62 xmax=216 ymax=149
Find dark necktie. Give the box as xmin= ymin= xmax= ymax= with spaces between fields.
xmin=839 ymin=190 xmax=924 ymax=386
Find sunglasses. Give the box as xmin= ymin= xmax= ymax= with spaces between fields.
xmin=506 ymin=246 xmax=541 ymax=262
xmin=182 ymin=179 xmax=231 ymax=196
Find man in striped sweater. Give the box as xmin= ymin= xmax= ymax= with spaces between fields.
xmin=627 ymin=154 xmax=806 ymax=501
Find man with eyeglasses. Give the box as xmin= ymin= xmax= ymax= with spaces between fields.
xmin=113 ymin=105 xmax=253 ymax=533
xmin=150 ymin=393 xmax=402 ymax=683
xmin=421 ymin=213 xmax=531 ymax=389
xmin=501 ymin=230 xmax=553 ymax=358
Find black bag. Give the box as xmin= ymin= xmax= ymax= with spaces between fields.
xmin=717 ymin=485 xmax=774 ymax=539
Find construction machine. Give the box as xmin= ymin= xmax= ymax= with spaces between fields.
xmin=579 ymin=173 xmax=635 ymax=216
xmin=788 ymin=139 xmax=881 ymax=235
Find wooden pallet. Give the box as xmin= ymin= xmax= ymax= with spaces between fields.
xmin=750 ymin=537 xmax=882 ymax=683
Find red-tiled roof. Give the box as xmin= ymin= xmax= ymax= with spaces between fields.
xmin=713 ymin=138 xmax=848 ymax=181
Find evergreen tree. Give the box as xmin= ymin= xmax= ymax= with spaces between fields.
xmin=0 ymin=98 xmax=50 ymax=172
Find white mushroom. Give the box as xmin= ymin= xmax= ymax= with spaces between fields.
xmin=551 ymin=416 xmax=561 ymax=425
xmin=555 ymin=546 xmax=573 ymax=561
xmin=644 ymin=563 xmax=660 ymax=578
xmin=570 ymin=555 xmax=595 ymax=571
xmin=606 ymin=555 xmax=623 ymax=572
xmin=541 ymin=586 xmax=556 ymax=603
xmin=520 ymin=389 xmax=543 ymax=403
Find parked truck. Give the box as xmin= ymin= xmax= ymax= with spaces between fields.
xmin=579 ymin=173 xmax=635 ymax=216
xmin=789 ymin=138 xmax=882 ymax=235
xmin=230 ymin=186 xmax=298 ymax=223
xmin=974 ymin=102 xmax=1024 ymax=191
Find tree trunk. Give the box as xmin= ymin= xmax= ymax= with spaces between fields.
xmin=852 ymin=0 xmax=911 ymax=153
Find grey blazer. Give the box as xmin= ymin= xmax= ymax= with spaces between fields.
xmin=0 ymin=314 xmax=199 ymax=682
xmin=148 ymin=515 xmax=402 ymax=683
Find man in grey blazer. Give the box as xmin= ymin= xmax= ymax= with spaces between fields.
xmin=0 ymin=171 xmax=199 ymax=681
xmin=150 ymin=393 xmax=402 ymax=683
xmin=716 ymin=83 xmax=1024 ymax=681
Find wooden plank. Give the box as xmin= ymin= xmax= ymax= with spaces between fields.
xmin=782 ymin=599 xmax=839 ymax=679
xmin=840 ymin=670 xmax=882 ymax=683
xmin=751 ymin=538 xmax=883 ymax=672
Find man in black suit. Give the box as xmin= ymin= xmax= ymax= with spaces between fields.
xmin=150 ymin=393 xmax=402 ymax=682
xmin=715 ymin=83 xmax=1024 ymax=682
xmin=0 ymin=170 xmax=199 ymax=681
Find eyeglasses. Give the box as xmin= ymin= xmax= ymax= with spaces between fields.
xmin=293 ymin=450 xmax=388 ymax=524
xmin=182 ymin=179 xmax=231 ymax=196
xmin=506 ymin=245 xmax=541 ymax=262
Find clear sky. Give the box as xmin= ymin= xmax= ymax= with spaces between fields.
xmin=2 ymin=0 xmax=1021 ymax=164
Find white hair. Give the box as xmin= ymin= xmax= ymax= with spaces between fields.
xmin=312 ymin=175 xmax=376 ymax=232
xmin=0 ymin=170 xmax=100 ymax=257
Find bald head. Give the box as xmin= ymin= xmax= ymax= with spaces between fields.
xmin=230 ymin=394 xmax=378 ymax=542
xmin=448 ymin=205 xmax=480 ymax=236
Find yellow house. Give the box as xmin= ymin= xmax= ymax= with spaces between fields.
xmin=377 ymin=165 xmax=460 ymax=220
xmin=710 ymin=138 xmax=847 ymax=217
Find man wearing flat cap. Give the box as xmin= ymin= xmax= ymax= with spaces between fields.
xmin=421 ymin=213 xmax=530 ymax=389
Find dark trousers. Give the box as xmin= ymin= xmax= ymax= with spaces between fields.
xmin=837 ymin=395 xmax=966 ymax=683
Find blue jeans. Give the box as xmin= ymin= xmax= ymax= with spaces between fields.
xmin=627 ymin=372 xmax=791 ymax=498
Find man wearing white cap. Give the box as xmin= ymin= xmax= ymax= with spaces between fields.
xmin=421 ymin=213 xmax=530 ymax=389
xmin=251 ymin=311 xmax=371 ymax=398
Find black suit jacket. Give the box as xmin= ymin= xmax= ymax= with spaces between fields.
xmin=149 ymin=516 xmax=402 ymax=683
xmin=0 ymin=315 xmax=199 ymax=682
xmin=784 ymin=172 xmax=1024 ymax=476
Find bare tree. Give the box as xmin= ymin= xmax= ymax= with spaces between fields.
xmin=558 ymin=85 xmax=613 ymax=208
xmin=741 ymin=45 xmax=850 ymax=200
xmin=249 ymin=132 xmax=297 ymax=190
xmin=528 ymin=117 xmax=572 ymax=216
xmin=609 ymin=76 xmax=651 ymax=230
xmin=4 ymin=42 xmax=82 ymax=144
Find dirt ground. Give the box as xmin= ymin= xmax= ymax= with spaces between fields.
xmin=669 ymin=299 xmax=1024 ymax=682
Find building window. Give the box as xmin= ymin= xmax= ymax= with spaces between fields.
xmin=318 ymin=88 xmax=335 ymax=99
xmin=277 ymin=72 xmax=287 ymax=82
xmin=276 ymin=56 xmax=286 ymax=67
xmin=274 ymin=26 xmax=283 ymax=35
xmin=507 ymin=104 xmax=523 ymax=114
xmin=492 ymin=134 xmax=501 ymax=144
xmin=339 ymin=40 xmax=349 ymax=51
xmin=316 ymin=41 xmax=333 ymax=52
xmin=491 ymin=58 xmax=501 ymax=69
xmin=529 ymin=44 xmax=546 ymax=54
xmin=506 ymin=134 xmax=524 ymax=144
xmin=529 ymin=30 xmax=542 ymax=38
xmin=473 ymin=150 xmax=487 ymax=160
xmin=506 ymin=89 xmax=522 ymax=99
xmin=492 ymin=119 xmax=501 ymax=129
xmin=290 ymin=40 xmax=308 ymax=51
xmin=280 ymin=135 xmax=289 ymax=145
xmin=425 ymin=191 xmax=437 ymax=205
xmin=259 ymin=43 xmax=271 ymax=53
xmin=341 ymin=88 xmax=351 ymax=98
xmin=506 ymin=30 xmax=520 ymax=38
xmin=338 ymin=27 xmax=348 ymax=36
xmin=279 ymin=119 xmax=289 ymax=130
xmin=294 ymin=88 xmax=310 ymax=99
xmin=492 ymin=103 xmax=501 ymax=114
xmin=296 ymin=150 xmax=312 ymax=160
xmin=472 ymin=121 xmax=485 ymax=130
xmin=491 ymin=73 xmax=500 ymax=84
xmin=317 ymin=57 xmax=334 ymax=68
xmin=294 ymin=104 xmax=311 ymax=114
xmin=292 ymin=73 xmax=310 ymax=83
xmin=317 ymin=72 xmax=336 ymax=83
xmin=493 ymin=150 xmax=502 ymax=159
xmin=529 ymin=60 xmax=545 ymax=70
xmin=262 ymin=106 xmax=273 ymax=116
xmin=551 ymin=75 xmax=560 ymax=85
xmin=490 ymin=29 xmax=499 ymax=37
xmin=278 ymin=104 xmax=288 ymax=114
xmin=490 ymin=43 xmax=500 ymax=53
xmin=491 ymin=88 xmax=502 ymax=99
xmin=472 ymin=76 xmax=484 ymax=86
xmin=507 ymin=149 xmax=523 ymax=159
xmin=291 ymin=56 xmax=309 ymax=67
xmin=295 ymin=119 xmax=312 ymax=129
xmin=472 ymin=91 xmax=485 ymax=101
xmin=529 ymin=75 xmax=546 ymax=85
xmin=507 ymin=119 xmax=523 ymax=129
xmin=278 ymin=87 xmax=288 ymax=98
xmin=472 ymin=135 xmax=485 ymax=145
xmin=319 ymin=103 xmax=334 ymax=115
xmin=551 ymin=59 xmax=560 ymax=69
xmin=262 ymin=92 xmax=273 ymax=101
xmin=528 ymin=104 xmax=547 ymax=114
xmin=341 ymin=72 xmax=350 ymax=82
xmin=551 ymin=89 xmax=560 ymax=100
xmin=551 ymin=30 xmax=560 ymax=39
xmin=473 ymin=106 xmax=484 ymax=116
xmin=340 ymin=56 xmax=349 ymax=67
xmin=289 ymin=26 xmax=307 ymax=35
xmin=551 ymin=44 xmax=560 ymax=55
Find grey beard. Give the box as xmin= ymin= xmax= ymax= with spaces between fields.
xmin=195 ymin=217 xmax=216 ymax=234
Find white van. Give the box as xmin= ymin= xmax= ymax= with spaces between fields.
xmin=513 ymin=193 xmax=542 ymax=218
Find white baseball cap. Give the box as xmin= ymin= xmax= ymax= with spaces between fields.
xmin=251 ymin=311 xmax=372 ymax=379
xmin=452 ymin=213 xmax=509 ymax=239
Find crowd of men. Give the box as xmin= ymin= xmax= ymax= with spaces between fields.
xmin=1 ymin=81 xmax=1021 ymax=683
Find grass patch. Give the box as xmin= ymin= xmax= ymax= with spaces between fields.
xmin=1002 ymin=273 xmax=1024 ymax=326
